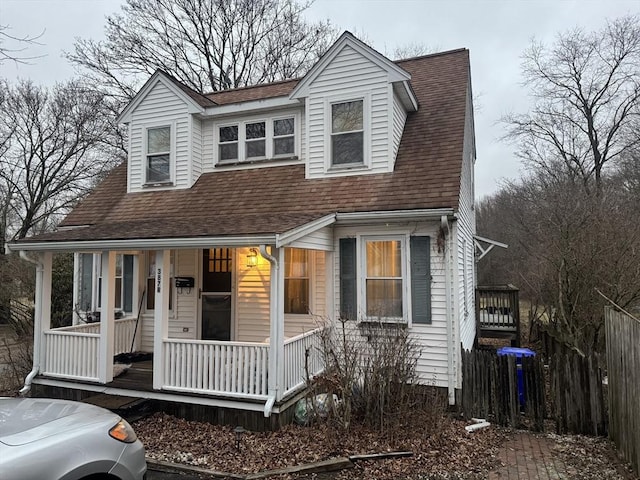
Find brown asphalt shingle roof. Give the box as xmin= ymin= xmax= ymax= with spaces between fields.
xmin=21 ymin=49 xmax=471 ymax=244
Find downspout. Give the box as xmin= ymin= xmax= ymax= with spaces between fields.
xmin=19 ymin=251 xmax=43 ymax=396
xmin=260 ymin=245 xmax=278 ymax=417
xmin=441 ymin=215 xmax=456 ymax=405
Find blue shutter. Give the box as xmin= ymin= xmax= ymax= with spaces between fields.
xmin=411 ymin=236 xmax=431 ymax=324
xmin=123 ymin=255 xmax=134 ymax=312
xmin=339 ymin=238 xmax=357 ymax=320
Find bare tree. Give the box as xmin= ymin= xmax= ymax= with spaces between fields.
xmin=66 ymin=0 xmax=337 ymax=102
xmin=476 ymin=170 xmax=640 ymax=353
xmin=0 ymin=24 xmax=44 ymax=65
xmin=0 ymin=80 xmax=116 ymax=243
xmin=502 ymin=15 xmax=640 ymax=195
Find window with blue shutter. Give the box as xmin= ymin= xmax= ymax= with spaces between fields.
xmin=410 ymin=236 xmax=431 ymax=324
xmin=339 ymin=238 xmax=357 ymax=320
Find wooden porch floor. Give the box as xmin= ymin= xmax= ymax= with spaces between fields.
xmin=109 ymin=360 xmax=154 ymax=391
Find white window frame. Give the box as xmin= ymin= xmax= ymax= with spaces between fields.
xmin=218 ymin=123 xmax=240 ymax=162
xmin=272 ymin=115 xmax=296 ymax=158
xmin=358 ymin=234 xmax=409 ymax=323
xmin=143 ymin=122 xmax=175 ymax=186
xmin=325 ymin=93 xmax=370 ymax=171
xmin=284 ymin=248 xmax=315 ymax=316
xmin=214 ymin=112 xmax=299 ymax=165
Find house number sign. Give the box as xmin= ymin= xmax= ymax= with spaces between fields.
xmin=156 ymin=268 xmax=162 ymax=293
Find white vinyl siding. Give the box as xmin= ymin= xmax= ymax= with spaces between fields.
xmin=391 ymin=92 xmax=408 ymax=167
xmin=457 ymin=86 xmax=477 ymax=354
xmin=191 ymin=117 xmax=203 ymax=184
xmin=128 ymin=80 xmax=192 ymax=192
xmin=306 ymin=44 xmax=392 ymax=179
xmin=334 ymin=224 xmax=450 ymax=389
xmin=236 ymin=247 xmax=272 ymax=343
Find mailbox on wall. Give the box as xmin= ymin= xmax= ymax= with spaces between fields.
xmin=175 ymin=277 xmax=195 ymax=288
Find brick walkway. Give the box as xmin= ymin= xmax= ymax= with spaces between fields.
xmin=488 ymin=432 xmax=579 ymax=479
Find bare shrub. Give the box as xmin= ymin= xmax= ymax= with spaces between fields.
xmin=310 ymin=317 xmax=447 ymax=441
xmin=0 ymin=300 xmax=33 ymax=393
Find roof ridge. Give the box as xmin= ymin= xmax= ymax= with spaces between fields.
xmin=394 ymin=47 xmax=468 ymax=64
xmin=204 ymin=78 xmax=300 ymax=99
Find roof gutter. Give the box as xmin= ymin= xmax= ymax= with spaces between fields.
xmin=18 ymin=251 xmax=42 ymax=396
xmin=7 ymin=234 xmax=278 ymax=253
xmin=335 ymin=208 xmax=455 ymax=224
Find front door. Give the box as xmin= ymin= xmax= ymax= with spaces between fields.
xmin=201 ymin=248 xmax=232 ymax=340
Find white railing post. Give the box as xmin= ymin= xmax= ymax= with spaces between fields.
xmin=98 ymin=251 xmax=115 ymax=383
xmin=153 ymin=249 xmax=171 ymax=389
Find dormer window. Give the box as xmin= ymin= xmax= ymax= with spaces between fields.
xmin=274 ymin=118 xmax=295 ymax=156
xmin=146 ymin=125 xmax=172 ymax=183
xmin=215 ymin=114 xmax=298 ymax=165
xmin=246 ymin=121 xmax=266 ymax=159
xmin=219 ymin=125 xmax=239 ymax=162
xmin=331 ymin=99 xmax=364 ymax=166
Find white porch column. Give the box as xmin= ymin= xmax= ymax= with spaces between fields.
xmin=152 ymin=250 xmax=171 ymax=390
xmin=267 ymin=246 xmax=285 ymax=401
xmin=98 ymin=251 xmax=116 ymax=383
xmin=37 ymin=252 xmax=53 ymax=374
xmin=41 ymin=252 xmax=53 ymax=331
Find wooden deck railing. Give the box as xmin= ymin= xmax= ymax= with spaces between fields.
xmin=41 ymin=317 xmax=138 ymax=380
xmin=163 ymin=339 xmax=270 ymax=399
xmin=283 ymin=328 xmax=325 ymax=396
xmin=43 ymin=330 xmax=100 ymax=381
xmin=476 ymin=285 xmax=520 ymax=346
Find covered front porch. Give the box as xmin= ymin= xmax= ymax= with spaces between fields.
xmin=22 ymin=224 xmax=334 ymax=415
xmin=39 ymin=319 xmax=324 ymax=409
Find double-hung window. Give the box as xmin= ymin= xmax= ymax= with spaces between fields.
xmin=273 ymin=118 xmax=295 ymax=156
xmin=331 ymin=99 xmax=364 ymax=166
xmin=216 ymin=115 xmax=296 ymax=164
xmin=97 ymin=254 xmax=135 ymax=313
xmin=340 ymin=235 xmax=432 ymax=325
xmin=146 ymin=126 xmax=171 ymax=183
xmin=284 ymin=248 xmax=310 ymax=314
xmin=219 ymin=125 xmax=239 ymax=162
xmin=245 ymin=121 xmax=266 ymax=159
xmin=364 ymin=239 xmax=404 ymax=320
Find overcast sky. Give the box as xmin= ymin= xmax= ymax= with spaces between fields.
xmin=1 ymin=0 xmax=637 ymax=199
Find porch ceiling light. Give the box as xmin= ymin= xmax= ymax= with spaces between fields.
xmin=246 ymin=248 xmax=258 ymax=267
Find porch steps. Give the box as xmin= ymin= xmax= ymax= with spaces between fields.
xmin=82 ymin=393 xmax=151 ymax=422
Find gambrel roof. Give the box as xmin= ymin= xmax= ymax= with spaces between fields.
xmin=17 ymin=48 xmax=472 ymax=246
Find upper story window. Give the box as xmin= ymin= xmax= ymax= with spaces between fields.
xmin=331 ymin=99 xmax=364 ymax=166
xmin=219 ymin=125 xmax=239 ymax=162
xmin=246 ymin=121 xmax=266 ymax=159
xmin=146 ymin=126 xmax=172 ymax=183
xmin=273 ymin=118 xmax=295 ymax=156
xmin=216 ymin=115 xmax=297 ymax=165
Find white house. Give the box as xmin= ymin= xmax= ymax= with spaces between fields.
xmin=8 ymin=32 xmax=476 ymax=423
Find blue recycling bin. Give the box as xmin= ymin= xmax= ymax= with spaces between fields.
xmin=497 ymin=347 xmax=536 ymax=406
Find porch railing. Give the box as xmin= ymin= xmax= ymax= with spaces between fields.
xmin=41 ymin=317 xmax=138 ymax=381
xmin=43 ymin=330 xmax=100 ymax=381
xmin=163 ymin=339 xmax=270 ymax=399
xmin=283 ymin=327 xmax=325 ymax=397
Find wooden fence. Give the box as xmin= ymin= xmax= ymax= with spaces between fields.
xmin=544 ymin=333 xmax=606 ymax=436
xmin=605 ymin=307 xmax=640 ymax=477
xmin=461 ymin=348 xmax=545 ymax=430
xmin=462 ymin=337 xmax=605 ymax=435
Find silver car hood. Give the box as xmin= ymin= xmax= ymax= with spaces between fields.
xmin=0 ymin=398 xmax=118 ymax=446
